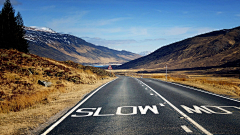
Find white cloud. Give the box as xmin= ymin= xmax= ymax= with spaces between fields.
xmin=60 ymin=27 xmax=124 ymax=37
xmin=155 ymin=9 xmax=162 ymax=13
xmin=141 ymin=38 xmax=166 ymax=42
xmin=82 ymin=36 xmax=167 ymax=48
xmin=130 ymin=27 xmax=149 ymax=36
xmin=82 ymin=37 xmax=137 ymax=46
xmin=78 ymin=26 xmax=216 ymax=53
xmin=165 ymin=27 xmax=191 ymax=36
xmin=47 ymin=11 xmax=89 ymax=29
xmin=160 ymin=26 xmax=215 ymax=38
xmin=47 ymin=11 xmax=130 ymax=30
xmin=40 ymin=5 xmax=56 ymax=11
xmin=194 ymin=27 xmax=215 ymax=35
xmin=91 ymin=17 xmax=131 ymax=26
xmin=216 ymin=11 xmax=223 ymax=15
xmin=46 ymin=12 xmax=132 ymax=37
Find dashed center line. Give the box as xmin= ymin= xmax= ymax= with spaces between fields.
xmin=181 ymin=125 xmax=193 ymax=133
xmin=135 ymin=78 xmax=212 ymax=135
xmin=159 ymin=103 xmax=165 ymax=106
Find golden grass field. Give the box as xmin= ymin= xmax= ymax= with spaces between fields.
xmin=0 ymin=49 xmax=115 ymax=135
xmin=112 ymin=69 xmax=240 ymax=100
xmin=0 ymin=78 xmax=116 ymax=135
xmin=151 ymin=73 xmax=240 ymax=99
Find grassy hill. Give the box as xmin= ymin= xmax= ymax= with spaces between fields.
xmin=0 ymin=49 xmax=114 ymax=113
xmin=118 ymin=26 xmax=240 ymax=71
xmin=25 ymin=26 xmax=141 ymax=64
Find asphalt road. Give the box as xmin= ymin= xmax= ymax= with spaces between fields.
xmin=41 ymin=76 xmax=240 ymax=135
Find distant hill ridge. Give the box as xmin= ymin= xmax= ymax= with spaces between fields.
xmin=24 ymin=26 xmax=141 ymax=64
xmin=118 ymin=26 xmax=240 ymax=69
xmin=138 ymin=51 xmax=152 ymax=56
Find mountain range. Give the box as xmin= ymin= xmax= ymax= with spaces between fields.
xmin=24 ymin=26 xmax=141 ymax=64
xmin=118 ymin=26 xmax=240 ymax=70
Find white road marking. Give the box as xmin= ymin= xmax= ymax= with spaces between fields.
xmin=71 ymin=108 xmax=96 ymax=117
xmin=181 ymin=105 xmax=212 ymax=114
xmin=71 ymin=105 xmax=161 ymax=117
xmin=41 ymin=78 xmax=118 ymax=135
xmin=181 ymin=105 xmax=239 ymax=114
xmin=153 ymin=78 xmax=240 ymax=103
xmin=159 ymin=103 xmax=165 ymax=106
xmin=150 ymin=93 xmax=154 ymax=95
xmin=138 ymin=105 xmax=159 ymax=114
xmin=93 ymin=107 xmax=115 ymax=116
xmin=181 ymin=125 xmax=193 ymax=133
xmin=116 ymin=106 xmax=137 ymax=115
xmin=135 ymin=78 xmax=213 ymax=135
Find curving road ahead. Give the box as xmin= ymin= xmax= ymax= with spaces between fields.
xmin=41 ymin=76 xmax=240 ymax=135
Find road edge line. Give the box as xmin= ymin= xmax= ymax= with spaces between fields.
xmin=41 ymin=78 xmax=118 ymax=135
xmin=135 ymin=78 xmax=213 ymax=135
xmin=153 ymin=78 xmax=240 ymax=103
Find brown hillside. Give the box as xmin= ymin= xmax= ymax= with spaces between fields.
xmin=118 ymin=26 xmax=240 ymax=70
xmin=24 ymin=27 xmax=141 ymax=64
xmin=0 ymin=49 xmax=114 ymax=113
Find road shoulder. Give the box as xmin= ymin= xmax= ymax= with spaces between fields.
xmin=0 ymin=77 xmax=116 ymax=135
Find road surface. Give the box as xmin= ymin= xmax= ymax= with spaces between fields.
xmin=41 ymin=76 xmax=240 ymax=135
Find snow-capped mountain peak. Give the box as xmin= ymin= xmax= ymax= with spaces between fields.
xmin=25 ymin=26 xmax=56 ymax=33
xmin=23 ymin=26 xmax=141 ymax=64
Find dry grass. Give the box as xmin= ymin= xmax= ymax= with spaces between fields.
xmin=0 ymin=77 xmax=116 ymax=135
xmin=115 ymin=68 xmax=240 ymax=99
xmin=0 ymin=49 xmax=114 ymax=113
xmin=0 ymin=49 xmax=116 ymax=134
xmin=149 ymin=74 xmax=240 ymax=99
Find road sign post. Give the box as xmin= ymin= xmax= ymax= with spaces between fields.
xmin=108 ymin=65 xmax=112 ymax=70
xmin=166 ymin=65 xmax=167 ymax=81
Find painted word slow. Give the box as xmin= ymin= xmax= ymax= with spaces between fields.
xmin=181 ymin=105 xmax=240 ymax=114
xmin=71 ymin=105 xmax=159 ymax=117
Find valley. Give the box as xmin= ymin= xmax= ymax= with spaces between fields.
xmin=1 ymin=0 xmax=240 ymax=134
xmin=118 ymin=26 xmax=240 ymax=70
xmin=1 ymin=25 xmax=240 ymax=135
xmin=24 ymin=26 xmax=141 ymax=65
xmin=112 ymin=26 xmax=240 ymax=101
xmin=111 ymin=67 xmax=240 ymax=100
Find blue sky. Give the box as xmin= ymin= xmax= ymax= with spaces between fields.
xmin=1 ymin=0 xmax=240 ymax=53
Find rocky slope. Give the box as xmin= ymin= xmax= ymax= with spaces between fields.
xmin=118 ymin=26 xmax=240 ymax=70
xmin=24 ymin=26 xmax=141 ymax=64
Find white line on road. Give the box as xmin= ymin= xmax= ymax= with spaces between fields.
xmin=181 ymin=125 xmax=193 ymax=133
xmin=41 ymin=78 xmax=118 ymax=135
xmin=159 ymin=103 xmax=165 ymax=106
xmin=135 ymin=78 xmax=213 ymax=135
xmin=154 ymin=79 xmax=240 ymax=103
